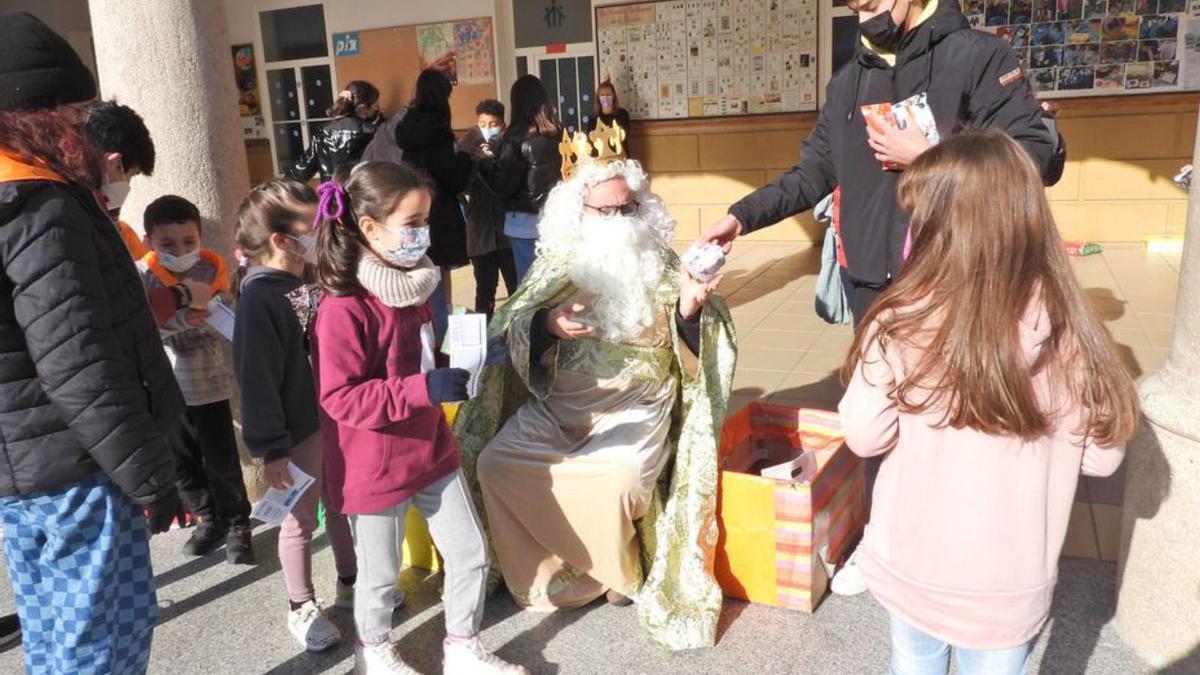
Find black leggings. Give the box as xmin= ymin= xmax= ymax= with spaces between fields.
xmin=170 ymin=400 xmax=251 ymax=526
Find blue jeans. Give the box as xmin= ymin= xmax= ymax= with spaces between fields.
xmin=510 ymin=237 xmax=538 ymax=285
xmin=889 ymin=614 xmax=1033 ymax=675
xmin=430 ymin=268 xmax=450 ymax=345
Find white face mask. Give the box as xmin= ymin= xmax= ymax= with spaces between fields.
xmin=159 ymin=250 xmax=201 ymax=273
xmin=288 ymin=233 xmax=318 ymax=265
xmin=599 ymin=95 xmax=615 ymax=111
xmin=380 ymin=225 xmax=431 ymax=268
xmin=101 ymin=180 xmax=131 ymax=210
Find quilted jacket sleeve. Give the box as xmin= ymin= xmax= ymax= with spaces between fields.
xmin=0 ymin=186 xmax=175 ymax=504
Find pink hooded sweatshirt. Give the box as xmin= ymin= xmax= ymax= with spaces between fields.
xmin=838 ymin=302 xmax=1125 ymax=650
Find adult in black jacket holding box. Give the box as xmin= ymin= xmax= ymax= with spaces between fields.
xmin=700 ymin=0 xmax=1056 ymax=322
xmin=0 ymin=12 xmax=184 ymax=674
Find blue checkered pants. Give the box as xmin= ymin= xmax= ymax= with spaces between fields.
xmin=1 ymin=473 xmax=157 ymax=674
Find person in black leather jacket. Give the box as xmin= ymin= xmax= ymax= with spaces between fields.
xmin=395 ymin=69 xmax=473 ymax=341
xmin=480 ymin=75 xmax=562 ymax=283
xmin=286 ymin=80 xmax=382 ymax=183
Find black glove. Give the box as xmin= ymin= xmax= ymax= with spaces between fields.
xmin=426 ymin=367 xmax=470 ymax=404
xmin=146 ymin=490 xmax=181 ymax=535
xmin=485 ymin=334 xmax=508 ymax=366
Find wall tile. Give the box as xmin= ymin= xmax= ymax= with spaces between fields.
xmin=638 ymin=134 xmax=700 ymax=173
xmin=1059 ymin=114 xmax=1178 ymax=159
xmin=700 ymin=129 xmax=808 ymax=170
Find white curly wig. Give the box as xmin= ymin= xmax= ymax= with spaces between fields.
xmin=535 ymin=159 xmax=676 ymax=342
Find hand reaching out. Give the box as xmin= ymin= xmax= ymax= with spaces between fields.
xmin=679 ymin=269 xmax=723 ymax=320
xmin=697 ymin=214 xmax=743 ymax=254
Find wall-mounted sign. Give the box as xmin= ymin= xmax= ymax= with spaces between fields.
xmin=333 ymin=31 xmax=362 ymax=57
xmin=515 ymin=0 xmax=593 ymax=48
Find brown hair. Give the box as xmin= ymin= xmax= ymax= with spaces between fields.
xmin=593 ymin=81 xmax=619 ymax=118
xmin=0 ymin=109 xmax=102 ymax=188
xmin=329 ymin=80 xmax=379 ymax=118
xmin=234 ymin=179 xmax=318 ymax=295
xmin=315 ymin=161 xmax=433 ymax=296
xmin=842 ymin=130 xmax=1139 ymax=447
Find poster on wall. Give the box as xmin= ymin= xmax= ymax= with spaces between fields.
xmin=452 ymin=19 xmax=496 ymax=84
xmin=962 ymin=0 xmax=1200 ymax=96
xmin=596 ymin=0 xmax=819 ymax=120
xmin=231 ymin=44 xmax=266 ymax=140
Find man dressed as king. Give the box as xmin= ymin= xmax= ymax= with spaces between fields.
xmin=454 ymin=122 xmax=737 ymax=651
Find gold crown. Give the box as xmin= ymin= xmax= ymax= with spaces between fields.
xmin=559 ymin=118 xmax=627 ymax=180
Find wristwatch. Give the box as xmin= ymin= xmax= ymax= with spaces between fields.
xmin=171 ymin=283 xmax=192 ymax=309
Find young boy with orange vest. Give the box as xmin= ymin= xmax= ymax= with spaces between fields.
xmin=139 ymin=194 xmax=254 ymax=564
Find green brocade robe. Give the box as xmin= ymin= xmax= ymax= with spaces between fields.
xmin=452 ymin=248 xmax=738 ymax=650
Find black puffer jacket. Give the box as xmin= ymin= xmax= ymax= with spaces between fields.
xmin=395 ymin=108 xmax=473 ymax=267
xmin=0 ymin=176 xmax=184 ymax=503
xmin=482 ymin=128 xmax=562 ymax=215
xmin=286 ymin=115 xmax=382 ymax=183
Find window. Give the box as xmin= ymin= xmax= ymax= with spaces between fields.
xmin=260 ymin=4 xmax=327 ymax=62
xmin=257 ymin=3 xmax=336 ymax=175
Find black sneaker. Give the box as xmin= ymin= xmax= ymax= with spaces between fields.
xmin=226 ymin=525 xmax=255 ymax=565
xmin=0 ymin=613 xmax=20 ymax=650
xmin=182 ymin=519 xmax=227 ymax=556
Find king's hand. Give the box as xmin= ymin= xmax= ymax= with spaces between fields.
xmin=547 ymin=302 xmax=598 ymax=341
xmin=679 ymin=269 xmax=723 ymax=321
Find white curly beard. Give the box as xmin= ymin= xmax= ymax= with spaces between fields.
xmin=568 ymin=214 xmax=667 ymax=342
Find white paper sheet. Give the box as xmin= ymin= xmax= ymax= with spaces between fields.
xmin=205 ymin=299 xmax=236 ymax=341
xmin=447 ymin=313 xmax=488 ymax=398
xmin=250 ymin=462 xmax=315 ymax=525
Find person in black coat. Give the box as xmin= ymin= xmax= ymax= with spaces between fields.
xmin=585 ymin=80 xmax=633 ymax=157
xmin=286 ymin=80 xmax=382 ymax=183
xmin=395 ymin=68 xmax=473 ymax=341
xmin=479 ymin=75 xmax=562 ymax=283
xmin=0 ymin=12 xmax=185 ymax=673
xmin=701 ymin=0 xmax=1055 ymax=324
xmin=458 ymin=99 xmax=517 ymax=318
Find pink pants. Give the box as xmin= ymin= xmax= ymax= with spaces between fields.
xmin=279 ymin=432 xmax=357 ymax=604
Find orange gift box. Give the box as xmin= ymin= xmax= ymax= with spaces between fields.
xmin=715 ymin=402 xmax=868 ymax=613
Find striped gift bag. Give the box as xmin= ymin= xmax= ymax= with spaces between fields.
xmin=715 ymin=402 xmax=867 ymax=613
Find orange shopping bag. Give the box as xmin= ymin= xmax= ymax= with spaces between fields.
xmin=715 ymin=402 xmax=867 ymax=613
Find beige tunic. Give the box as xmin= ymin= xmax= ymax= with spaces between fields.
xmin=478 ymin=292 xmax=679 ymax=609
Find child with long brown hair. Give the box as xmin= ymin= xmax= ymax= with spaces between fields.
xmin=839 ymin=130 xmax=1139 ymax=675
xmin=309 ymin=162 xmax=522 ymax=675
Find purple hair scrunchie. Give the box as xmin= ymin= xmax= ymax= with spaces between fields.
xmin=315 ymin=180 xmax=346 ymax=229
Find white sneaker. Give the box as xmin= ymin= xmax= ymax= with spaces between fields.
xmin=443 ymin=637 xmax=528 ymax=674
xmin=335 ymin=580 xmax=408 ymax=610
xmin=287 ymin=600 xmax=341 ymax=652
xmin=829 ymin=545 xmax=869 ymax=596
xmin=355 ymin=641 xmax=421 ymax=675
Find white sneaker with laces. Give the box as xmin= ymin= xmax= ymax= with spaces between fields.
xmin=335 ymin=581 xmax=408 ymax=610
xmin=355 ymin=641 xmax=420 ymax=675
xmin=829 ymin=545 xmax=868 ymax=596
xmin=443 ymin=637 xmax=527 ymax=674
xmin=287 ymin=600 xmax=341 ymax=652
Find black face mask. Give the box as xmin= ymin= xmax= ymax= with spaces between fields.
xmin=860 ymin=3 xmax=906 ymax=51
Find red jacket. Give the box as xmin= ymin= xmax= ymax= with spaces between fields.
xmin=311 ymin=291 xmax=460 ymax=514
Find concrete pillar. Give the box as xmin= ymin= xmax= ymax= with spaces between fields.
xmin=87 ymin=0 xmax=248 ymax=260
xmin=88 ymin=0 xmax=265 ymax=500
xmin=1114 ymin=110 xmax=1200 ymax=668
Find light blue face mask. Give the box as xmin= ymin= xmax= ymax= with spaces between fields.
xmin=480 ymin=126 xmax=502 ymax=143
xmin=381 ymin=225 xmax=431 ymax=268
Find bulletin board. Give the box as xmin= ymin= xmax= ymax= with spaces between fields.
xmin=333 ymin=17 xmax=498 ymax=130
xmin=962 ymin=0 xmax=1200 ymax=96
xmin=595 ymin=0 xmax=819 ymax=120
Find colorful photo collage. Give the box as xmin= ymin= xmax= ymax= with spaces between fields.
xmin=597 ymin=0 xmax=818 ymax=120
xmin=960 ymin=0 xmax=1184 ymax=93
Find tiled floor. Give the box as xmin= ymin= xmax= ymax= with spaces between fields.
xmin=449 ymin=241 xmax=1181 ymax=417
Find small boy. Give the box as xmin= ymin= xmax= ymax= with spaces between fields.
xmin=458 ymin=99 xmax=517 ymax=318
xmin=140 ymin=195 xmax=254 ymax=564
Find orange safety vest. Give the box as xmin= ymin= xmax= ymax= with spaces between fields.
xmin=117 ymin=219 xmax=149 ymax=260
xmin=141 ymin=249 xmax=231 ymax=296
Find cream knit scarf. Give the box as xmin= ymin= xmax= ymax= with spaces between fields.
xmin=355 ymin=252 xmax=440 ymax=308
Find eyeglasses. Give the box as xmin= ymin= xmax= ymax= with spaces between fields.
xmin=583 ymin=200 xmax=640 ymax=218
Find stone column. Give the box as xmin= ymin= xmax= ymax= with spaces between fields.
xmin=88 ymin=0 xmax=247 ymax=260
xmin=88 ymin=0 xmax=265 ymax=500
xmin=1114 ymin=111 xmax=1200 ymax=668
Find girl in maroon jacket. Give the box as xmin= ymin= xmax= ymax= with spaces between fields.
xmin=309 ymin=162 xmax=523 ymax=675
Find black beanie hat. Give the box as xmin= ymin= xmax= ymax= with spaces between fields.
xmin=0 ymin=11 xmax=97 ymax=111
